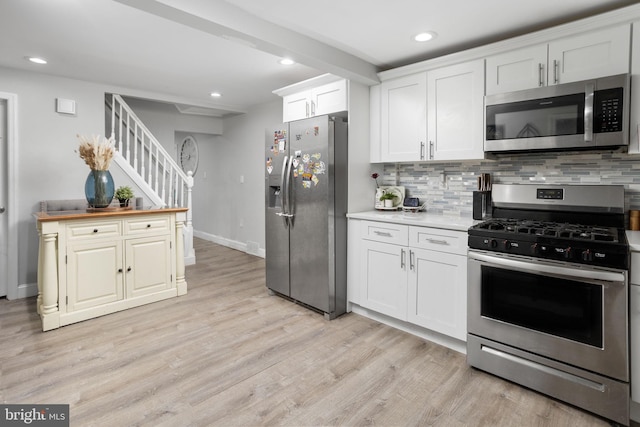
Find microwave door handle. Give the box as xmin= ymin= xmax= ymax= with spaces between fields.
xmin=584 ymin=83 xmax=595 ymax=142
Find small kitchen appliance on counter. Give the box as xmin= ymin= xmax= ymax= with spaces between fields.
xmin=467 ymin=183 xmax=630 ymax=425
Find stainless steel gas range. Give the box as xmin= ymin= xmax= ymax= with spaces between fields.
xmin=466 ymin=184 xmax=629 ymax=426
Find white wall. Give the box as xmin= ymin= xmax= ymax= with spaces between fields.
xmin=0 ymin=66 xmax=227 ymax=298
xmin=192 ymin=101 xmax=280 ymax=254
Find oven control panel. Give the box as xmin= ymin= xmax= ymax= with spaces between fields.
xmin=468 ymin=235 xmax=628 ymax=270
xmin=536 ymin=188 xmax=563 ymax=200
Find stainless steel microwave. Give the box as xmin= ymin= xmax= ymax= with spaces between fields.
xmin=484 ymin=74 xmax=629 ymax=153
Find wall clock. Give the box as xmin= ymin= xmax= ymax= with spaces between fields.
xmin=179 ymin=135 xmax=199 ymax=175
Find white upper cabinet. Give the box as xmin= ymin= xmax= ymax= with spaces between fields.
xmin=486 ymin=45 xmax=548 ymax=94
xmin=486 ymin=24 xmax=631 ymax=95
xmin=427 ymin=60 xmax=484 ymax=161
xmin=380 ymin=72 xmax=428 ymax=162
xmin=282 ymin=79 xmax=348 ymax=122
xmin=313 ymin=79 xmax=348 ymax=116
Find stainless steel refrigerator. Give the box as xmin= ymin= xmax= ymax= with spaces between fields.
xmin=265 ymin=114 xmax=348 ymax=319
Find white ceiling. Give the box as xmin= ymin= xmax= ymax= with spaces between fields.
xmin=0 ymin=0 xmax=634 ymax=117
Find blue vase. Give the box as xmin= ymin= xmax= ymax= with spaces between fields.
xmin=85 ymin=170 xmax=115 ymax=208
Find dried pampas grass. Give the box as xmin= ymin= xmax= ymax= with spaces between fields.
xmin=77 ymin=134 xmax=115 ymax=171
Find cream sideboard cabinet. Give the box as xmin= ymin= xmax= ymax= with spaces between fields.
xmin=485 ymin=24 xmax=631 ymax=95
xmin=35 ymin=208 xmax=188 ymax=331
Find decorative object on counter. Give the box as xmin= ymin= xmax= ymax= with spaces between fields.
xmin=379 ymin=190 xmax=397 ymax=208
xmin=77 ymin=134 xmax=116 ymax=208
xmin=631 ymin=210 xmax=640 ymax=230
xmin=374 ymin=186 xmax=405 ymax=210
xmin=371 ymin=172 xmax=379 ymax=188
xmin=115 ymin=185 xmax=134 ymax=207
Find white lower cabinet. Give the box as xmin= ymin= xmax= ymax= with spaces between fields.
xmin=630 ymin=252 xmax=640 ymax=403
xmin=408 ymin=247 xmax=467 ymax=341
xmin=361 ymin=238 xmax=408 ymax=319
xmin=631 ymin=284 xmax=640 ymax=403
xmin=357 ymin=220 xmax=467 ymax=341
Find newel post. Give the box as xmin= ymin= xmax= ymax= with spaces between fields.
xmin=184 ymin=171 xmax=196 ymax=265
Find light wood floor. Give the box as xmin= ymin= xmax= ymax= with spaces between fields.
xmin=0 ymin=238 xmax=629 ymax=426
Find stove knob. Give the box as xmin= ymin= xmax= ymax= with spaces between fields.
xmin=503 ymin=240 xmax=510 ymax=250
xmin=489 ymin=239 xmax=498 ymax=248
xmin=581 ymin=249 xmax=593 ymax=262
xmin=564 ymin=247 xmax=572 ymax=260
xmin=531 ymin=243 xmax=539 ymax=254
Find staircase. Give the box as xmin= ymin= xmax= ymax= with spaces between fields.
xmin=108 ymin=94 xmax=195 ymax=265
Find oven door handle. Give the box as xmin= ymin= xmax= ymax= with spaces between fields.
xmin=468 ymin=251 xmax=625 ymax=284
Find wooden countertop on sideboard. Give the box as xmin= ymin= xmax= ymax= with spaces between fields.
xmin=34 ymin=206 xmax=188 ymax=222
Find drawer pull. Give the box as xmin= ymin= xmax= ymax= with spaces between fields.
xmin=373 ymin=231 xmax=393 ymax=237
xmin=93 ymin=229 xmax=98 ymax=233
xmin=426 ymin=238 xmax=449 ymax=245
xmin=118 ymin=268 xmax=123 ymax=273
xmin=147 ymin=224 xmax=151 ymax=228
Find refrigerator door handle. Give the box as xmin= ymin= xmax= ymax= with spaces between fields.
xmin=285 ymin=155 xmax=295 ymax=225
xmin=278 ymin=155 xmax=289 ymax=227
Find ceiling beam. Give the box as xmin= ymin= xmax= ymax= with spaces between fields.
xmin=114 ymin=0 xmax=380 ymax=85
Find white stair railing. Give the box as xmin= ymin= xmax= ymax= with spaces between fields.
xmin=109 ymin=94 xmax=195 ymax=265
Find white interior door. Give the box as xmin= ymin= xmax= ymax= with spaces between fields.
xmin=0 ymin=98 xmax=8 ymax=298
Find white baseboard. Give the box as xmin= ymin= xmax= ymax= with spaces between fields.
xmin=349 ymin=303 xmax=466 ymax=355
xmin=13 ymin=282 xmax=38 ymax=300
xmin=631 ymin=400 xmax=639 ymax=422
xmin=193 ymin=230 xmax=265 ymax=258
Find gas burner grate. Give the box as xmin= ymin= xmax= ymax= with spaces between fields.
xmin=474 ymin=218 xmax=619 ymax=243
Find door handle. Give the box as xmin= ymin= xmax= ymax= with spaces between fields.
xmin=538 ymin=63 xmax=544 ymax=87
xmin=400 ymin=249 xmax=406 ymax=269
xmin=409 ymin=250 xmax=415 ymax=271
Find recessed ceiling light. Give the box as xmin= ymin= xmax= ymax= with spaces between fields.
xmin=279 ymin=58 xmax=295 ymax=65
xmin=26 ymin=56 xmax=47 ymax=64
xmin=210 ymin=92 xmax=222 ymax=98
xmin=414 ymin=32 xmax=437 ymax=42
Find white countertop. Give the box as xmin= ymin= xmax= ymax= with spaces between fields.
xmin=347 ymin=210 xmax=478 ymax=232
xmin=627 ymin=231 xmax=640 ymax=252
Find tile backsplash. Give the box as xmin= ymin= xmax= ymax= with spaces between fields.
xmin=381 ymin=150 xmax=640 ymax=219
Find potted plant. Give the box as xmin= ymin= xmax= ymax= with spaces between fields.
xmin=379 ymin=190 xmax=397 ymax=208
xmin=115 ymin=185 xmax=134 ymax=207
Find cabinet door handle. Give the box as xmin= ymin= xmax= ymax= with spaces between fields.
xmin=420 ymin=142 xmax=425 ymax=160
xmin=410 ymin=250 xmax=415 ymax=271
xmin=538 ymin=63 xmax=544 ymax=87
xmin=374 ymin=231 xmax=393 ymax=237
xmin=429 ymin=141 xmax=434 ymax=160
xmin=553 ymin=59 xmax=559 ymax=84
xmin=118 ymin=268 xmax=123 ymax=273
xmin=127 ymin=267 xmax=132 ymax=272
xmin=426 ymin=238 xmax=449 ymax=245
xmin=306 ymin=102 xmax=310 ymax=118
xmin=311 ymin=100 xmax=316 ymax=116
xmin=400 ymin=249 xmax=406 ymax=269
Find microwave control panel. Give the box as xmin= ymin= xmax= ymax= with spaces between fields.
xmin=593 ymin=87 xmax=623 ymax=133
